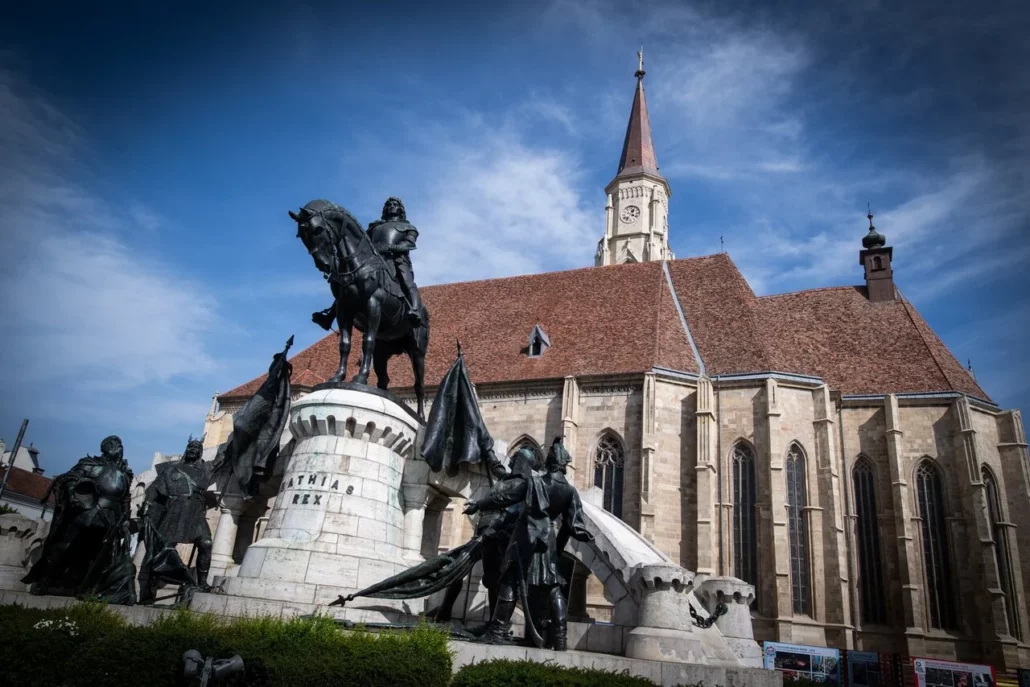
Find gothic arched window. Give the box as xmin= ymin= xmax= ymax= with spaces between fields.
xmin=732 ymin=442 xmax=758 ymax=589
xmin=508 ymin=437 xmax=544 ymax=467
xmin=786 ymin=444 xmax=810 ymax=616
xmin=983 ymin=466 xmax=1020 ymax=639
xmin=916 ymin=460 xmax=954 ymax=629
xmin=594 ymin=433 xmax=624 ymax=518
xmin=853 ymin=457 xmax=887 ymax=625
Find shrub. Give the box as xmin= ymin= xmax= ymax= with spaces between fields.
xmin=0 ymin=503 xmax=20 ymax=515
xmin=451 ymin=658 xmax=663 ymax=687
xmin=0 ymin=602 xmax=451 ymax=687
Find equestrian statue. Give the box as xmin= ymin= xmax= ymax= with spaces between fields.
xmin=291 ymin=197 xmax=429 ymax=419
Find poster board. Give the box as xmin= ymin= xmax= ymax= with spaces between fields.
xmin=847 ymin=651 xmax=882 ymax=687
xmin=912 ymin=657 xmax=996 ymax=687
xmin=764 ymin=641 xmax=842 ymax=684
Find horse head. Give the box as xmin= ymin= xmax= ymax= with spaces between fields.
xmin=290 ymin=201 xmax=340 ymax=275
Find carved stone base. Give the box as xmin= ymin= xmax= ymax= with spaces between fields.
xmin=694 ymin=575 xmax=763 ymax=668
xmin=216 ymin=388 xmax=422 ymax=618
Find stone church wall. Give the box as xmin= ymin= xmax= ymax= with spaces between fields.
xmin=205 ymin=378 xmax=1030 ymax=670
xmin=652 ymin=378 xmax=695 ymax=568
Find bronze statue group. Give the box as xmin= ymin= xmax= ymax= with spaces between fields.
xmin=22 ymin=435 xmax=215 ymax=605
xmin=23 ymin=196 xmax=593 ymax=651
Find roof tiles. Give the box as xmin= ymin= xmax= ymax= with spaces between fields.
xmin=222 ymin=254 xmax=990 ymax=404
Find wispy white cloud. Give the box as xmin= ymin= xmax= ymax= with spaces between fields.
xmin=335 ymin=109 xmax=597 ymax=285
xmin=0 ymin=67 xmax=223 ymax=470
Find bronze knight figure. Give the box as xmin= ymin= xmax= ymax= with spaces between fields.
xmin=22 ymin=436 xmax=137 ymax=604
xmin=138 ymin=437 xmax=215 ymax=602
xmin=463 ymin=437 xmax=593 ymax=650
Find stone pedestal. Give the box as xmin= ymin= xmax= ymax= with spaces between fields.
xmin=695 ymin=575 xmax=763 ymax=668
xmin=219 ymin=388 xmax=421 ymax=615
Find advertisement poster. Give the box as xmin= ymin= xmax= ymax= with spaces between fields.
xmin=764 ymin=641 xmax=842 ymax=684
xmin=912 ymin=657 xmax=995 ymax=687
xmin=847 ymin=651 xmax=882 ymax=687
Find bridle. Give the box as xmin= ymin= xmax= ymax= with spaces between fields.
xmin=301 ymin=208 xmax=387 ymax=284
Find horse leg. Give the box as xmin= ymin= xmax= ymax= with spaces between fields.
xmin=329 ymin=310 xmax=354 ymax=384
xmin=352 ymin=298 xmax=380 ymax=386
xmin=373 ymin=346 xmax=390 ymax=391
xmin=410 ymin=338 xmax=426 ymax=421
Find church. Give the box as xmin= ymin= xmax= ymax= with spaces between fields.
xmin=200 ymin=57 xmax=1030 ymax=671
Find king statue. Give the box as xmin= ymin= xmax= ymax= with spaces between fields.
xmin=138 ymin=437 xmax=216 ymax=602
xmin=366 ymin=196 xmax=423 ymax=326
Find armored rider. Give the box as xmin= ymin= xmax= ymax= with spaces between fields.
xmin=366 ymin=197 xmax=423 ymax=326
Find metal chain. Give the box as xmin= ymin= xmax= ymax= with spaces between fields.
xmin=689 ymin=602 xmax=728 ymax=628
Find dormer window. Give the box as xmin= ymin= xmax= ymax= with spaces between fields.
xmin=527 ymin=325 xmax=550 ymax=358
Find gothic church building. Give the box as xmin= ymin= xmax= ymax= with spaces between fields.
xmin=205 ymin=60 xmax=1030 ymax=670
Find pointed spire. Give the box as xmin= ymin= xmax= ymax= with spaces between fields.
xmin=616 ymin=49 xmax=662 ymax=181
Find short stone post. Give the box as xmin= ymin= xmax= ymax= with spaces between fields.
xmin=694 ymin=575 xmax=763 ymax=668
xmin=623 ymin=564 xmax=706 ymax=664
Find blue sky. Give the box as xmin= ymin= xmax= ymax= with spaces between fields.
xmin=1 ymin=0 xmax=1028 ymax=476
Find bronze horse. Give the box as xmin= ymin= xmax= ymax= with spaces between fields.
xmin=291 ymin=199 xmax=429 ymax=419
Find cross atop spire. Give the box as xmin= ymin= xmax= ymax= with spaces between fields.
xmin=616 ymin=50 xmax=662 ymax=181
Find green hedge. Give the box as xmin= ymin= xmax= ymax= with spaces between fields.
xmin=451 ymin=658 xmax=700 ymax=687
xmin=0 ymin=602 xmax=451 ymax=687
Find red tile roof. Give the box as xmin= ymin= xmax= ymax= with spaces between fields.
xmin=0 ymin=466 xmax=53 ymax=504
xmin=221 ymin=254 xmax=990 ymax=403
xmin=223 ymin=261 xmax=698 ymax=399
xmin=755 ymin=286 xmax=987 ymax=399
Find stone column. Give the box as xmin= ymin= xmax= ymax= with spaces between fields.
xmin=998 ymin=410 xmax=1030 ymax=644
xmin=813 ymin=386 xmax=852 ymax=646
xmin=883 ymin=394 xmax=926 ymax=638
xmin=561 ymin=376 xmax=581 ymax=487
xmin=209 ymin=496 xmax=243 ymax=578
xmin=218 ymin=388 xmax=421 ymax=616
xmin=401 ymin=484 xmax=433 ymax=562
xmin=695 ymin=376 xmax=718 ymax=575
xmin=953 ymin=397 xmax=1011 ymax=663
xmin=695 ymin=575 xmax=763 ymax=668
xmin=763 ymin=378 xmax=792 ymax=636
xmin=640 ymin=372 xmax=657 ymax=542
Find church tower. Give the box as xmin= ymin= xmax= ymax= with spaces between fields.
xmin=596 ymin=49 xmax=673 ymax=266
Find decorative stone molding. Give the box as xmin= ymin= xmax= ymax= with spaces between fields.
xmin=581 ymin=385 xmax=638 ymax=396
xmin=287 ymin=389 xmax=418 ymax=459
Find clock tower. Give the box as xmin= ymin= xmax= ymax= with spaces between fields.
xmin=595 ymin=49 xmax=673 ymax=267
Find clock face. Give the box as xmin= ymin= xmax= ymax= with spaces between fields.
xmin=620 ymin=205 xmax=641 ymax=223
